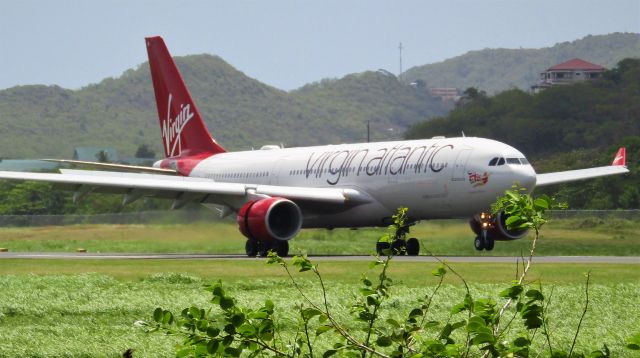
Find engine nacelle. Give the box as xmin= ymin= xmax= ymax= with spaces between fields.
xmin=237 ymin=197 xmax=302 ymax=241
xmin=470 ymin=211 xmax=529 ymax=241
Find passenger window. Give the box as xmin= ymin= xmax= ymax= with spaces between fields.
xmin=488 ymin=157 xmax=498 ymax=166
xmin=497 ymin=158 xmax=505 ymax=166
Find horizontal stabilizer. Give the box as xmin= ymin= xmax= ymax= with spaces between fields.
xmin=42 ymin=159 xmax=178 ymax=175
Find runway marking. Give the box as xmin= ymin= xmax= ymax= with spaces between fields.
xmin=0 ymin=252 xmax=638 ymax=264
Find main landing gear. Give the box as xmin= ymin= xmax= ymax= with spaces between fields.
xmin=245 ymin=239 xmax=289 ymax=257
xmin=375 ymin=222 xmax=420 ymax=256
xmin=376 ymin=237 xmax=420 ymax=256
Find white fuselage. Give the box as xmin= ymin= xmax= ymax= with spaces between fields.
xmin=179 ymin=137 xmax=537 ymax=228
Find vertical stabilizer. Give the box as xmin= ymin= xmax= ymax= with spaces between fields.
xmin=145 ymin=36 xmax=226 ymax=158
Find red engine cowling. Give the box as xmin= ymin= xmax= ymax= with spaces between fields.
xmin=237 ymin=197 xmax=302 ymax=241
xmin=470 ymin=211 xmax=529 ymax=241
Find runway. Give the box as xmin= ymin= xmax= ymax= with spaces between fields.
xmin=0 ymin=252 xmax=638 ymax=264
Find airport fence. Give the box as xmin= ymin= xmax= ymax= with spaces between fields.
xmin=0 ymin=209 xmax=637 ymax=228
xmin=548 ymin=209 xmax=640 ymax=220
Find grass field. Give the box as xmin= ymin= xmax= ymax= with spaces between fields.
xmin=0 ymin=216 xmax=639 ymax=256
xmin=0 ymin=217 xmax=638 ymax=356
xmin=0 ymin=259 xmax=638 ymax=357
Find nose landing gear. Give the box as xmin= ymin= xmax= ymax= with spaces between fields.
xmin=474 ymin=231 xmax=495 ymax=251
xmin=472 ymin=212 xmax=495 ymax=251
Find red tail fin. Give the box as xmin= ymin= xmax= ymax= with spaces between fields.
xmin=612 ymin=147 xmax=626 ymax=166
xmin=146 ymin=36 xmax=225 ymax=158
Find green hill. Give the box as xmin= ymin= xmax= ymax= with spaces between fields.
xmin=403 ymin=33 xmax=640 ymax=94
xmin=406 ymin=59 xmax=640 ymax=209
xmin=0 ymin=56 xmax=447 ymax=159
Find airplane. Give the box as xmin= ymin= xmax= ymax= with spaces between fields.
xmin=0 ymin=36 xmax=629 ymax=257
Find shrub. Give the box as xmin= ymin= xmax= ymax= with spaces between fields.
xmin=143 ymin=189 xmax=636 ymax=357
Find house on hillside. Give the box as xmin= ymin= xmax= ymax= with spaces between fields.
xmin=428 ymin=87 xmax=461 ymax=102
xmin=531 ymin=58 xmax=606 ymax=93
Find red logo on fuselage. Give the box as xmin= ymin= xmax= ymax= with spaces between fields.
xmin=468 ymin=171 xmax=489 ymax=187
xmin=161 ymin=94 xmax=195 ymax=157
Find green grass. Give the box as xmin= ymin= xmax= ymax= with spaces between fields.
xmin=0 ymin=259 xmax=639 ymax=284
xmin=0 ymin=217 xmax=639 ymax=256
xmin=0 ymin=259 xmax=638 ymax=357
xmin=0 ymin=217 xmax=638 ymax=355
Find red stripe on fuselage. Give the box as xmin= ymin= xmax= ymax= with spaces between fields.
xmin=159 ymin=151 xmax=212 ymax=176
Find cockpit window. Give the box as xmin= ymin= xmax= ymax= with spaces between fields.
xmin=519 ymin=158 xmax=530 ymax=165
xmin=506 ymin=158 xmax=521 ymax=165
xmin=488 ymin=157 xmax=498 ymax=166
xmin=497 ymin=157 xmax=505 ymax=166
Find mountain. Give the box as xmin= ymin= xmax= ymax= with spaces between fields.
xmin=2 ymin=32 xmax=637 ymax=159
xmin=0 ymin=56 xmax=448 ymax=159
xmin=403 ymin=33 xmax=640 ymax=94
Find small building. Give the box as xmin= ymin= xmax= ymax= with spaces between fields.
xmin=531 ymin=58 xmax=605 ymax=93
xmin=429 ymin=87 xmax=461 ymax=102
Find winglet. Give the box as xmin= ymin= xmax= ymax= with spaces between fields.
xmin=612 ymin=147 xmax=626 ymax=166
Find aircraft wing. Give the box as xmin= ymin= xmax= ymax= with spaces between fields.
xmin=0 ymin=169 xmax=369 ymax=209
xmin=536 ymin=165 xmax=629 ymax=186
xmin=536 ymin=147 xmax=629 ymax=187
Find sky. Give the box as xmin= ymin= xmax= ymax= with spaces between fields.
xmin=0 ymin=0 xmax=638 ymax=91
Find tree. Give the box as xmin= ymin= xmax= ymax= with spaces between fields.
xmin=96 ymin=150 xmax=110 ymax=163
xmin=135 ymin=144 xmax=156 ymax=159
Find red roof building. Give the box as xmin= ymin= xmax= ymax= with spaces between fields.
xmin=532 ymin=58 xmax=606 ymax=93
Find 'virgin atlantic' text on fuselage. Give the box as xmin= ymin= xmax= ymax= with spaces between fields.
xmin=304 ymin=143 xmax=454 ymax=185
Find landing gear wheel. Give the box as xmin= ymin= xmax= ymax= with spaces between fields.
xmin=474 ymin=235 xmax=485 ymax=251
xmin=484 ymin=235 xmax=495 ymax=251
xmin=274 ymin=241 xmax=289 ymax=257
xmin=391 ymin=239 xmax=407 ymax=255
xmin=406 ymin=238 xmax=420 ymax=256
xmin=376 ymin=241 xmax=391 ymax=255
xmin=258 ymin=241 xmax=272 ymax=257
xmin=245 ymin=240 xmax=258 ymax=257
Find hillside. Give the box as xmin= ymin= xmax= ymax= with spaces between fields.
xmin=406 ymin=58 xmax=640 ymax=209
xmin=292 ymin=71 xmax=446 ymax=142
xmin=0 ymin=56 xmax=447 ymax=159
xmin=403 ymin=33 xmax=640 ymax=94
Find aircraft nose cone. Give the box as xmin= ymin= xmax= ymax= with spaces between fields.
xmin=513 ymin=166 xmax=537 ymax=191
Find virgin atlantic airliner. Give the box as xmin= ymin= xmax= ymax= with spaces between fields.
xmin=0 ymin=37 xmax=629 ymax=256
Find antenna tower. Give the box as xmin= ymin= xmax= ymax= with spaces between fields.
xmin=398 ymin=42 xmax=403 ymax=82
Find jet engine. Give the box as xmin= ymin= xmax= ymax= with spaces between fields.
xmin=490 ymin=211 xmax=529 ymax=241
xmin=237 ymin=197 xmax=302 ymax=242
xmin=470 ymin=211 xmax=529 ymax=250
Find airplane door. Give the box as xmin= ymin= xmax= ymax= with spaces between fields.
xmin=272 ymin=154 xmax=293 ymax=185
xmin=451 ymin=149 xmax=472 ymax=181
xmin=270 ymin=161 xmax=281 ymax=185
